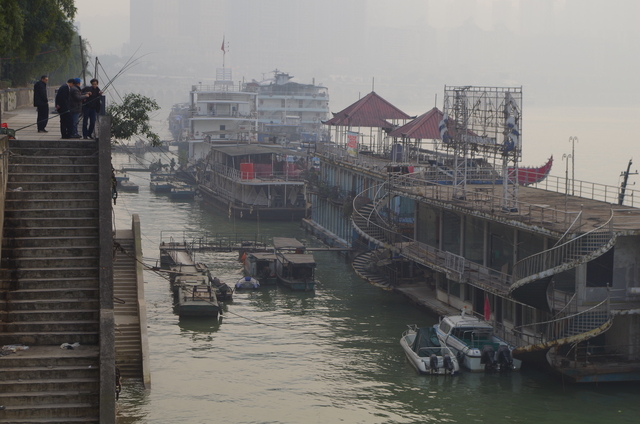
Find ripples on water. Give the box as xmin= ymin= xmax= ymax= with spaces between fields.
xmin=113 ymin=153 xmax=640 ymax=424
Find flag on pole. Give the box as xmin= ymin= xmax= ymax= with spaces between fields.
xmin=221 ymin=37 xmax=225 ymax=53
xmin=484 ymin=294 xmax=491 ymax=321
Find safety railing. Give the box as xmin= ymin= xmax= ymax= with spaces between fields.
xmin=512 ymin=212 xmax=614 ymax=285
xmin=352 ymin=182 xmax=512 ymax=293
xmin=211 ymin=162 xmax=305 ymax=183
xmin=532 ymin=174 xmax=640 ymax=207
xmin=495 ymin=295 xmax=611 ymax=348
xmin=389 ymin=172 xmax=581 ymax=233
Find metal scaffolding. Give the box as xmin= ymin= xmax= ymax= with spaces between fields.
xmin=442 ymin=86 xmax=523 ymax=210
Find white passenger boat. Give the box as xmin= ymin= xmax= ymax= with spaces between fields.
xmin=400 ymin=325 xmax=460 ymax=375
xmin=434 ymin=309 xmax=521 ymax=372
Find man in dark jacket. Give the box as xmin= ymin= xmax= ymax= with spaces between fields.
xmin=81 ymin=79 xmax=102 ymax=139
xmin=55 ymin=79 xmax=74 ymax=139
xmin=33 ymin=75 xmax=49 ymax=132
xmin=69 ymin=78 xmax=88 ymax=138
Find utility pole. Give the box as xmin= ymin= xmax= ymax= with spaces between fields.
xmin=79 ymin=36 xmax=87 ymax=85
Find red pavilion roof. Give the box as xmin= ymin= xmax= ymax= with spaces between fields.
xmin=388 ymin=107 xmax=443 ymax=140
xmin=324 ymin=92 xmax=412 ymax=129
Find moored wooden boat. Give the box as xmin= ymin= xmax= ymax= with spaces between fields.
xmin=243 ymin=252 xmax=278 ymax=285
xmin=176 ymin=283 xmax=221 ymax=317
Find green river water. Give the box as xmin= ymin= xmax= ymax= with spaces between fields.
xmin=112 ymin=152 xmax=639 ymax=424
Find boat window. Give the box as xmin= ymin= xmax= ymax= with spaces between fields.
xmin=439 ymin=321 xmax=451 ymax=334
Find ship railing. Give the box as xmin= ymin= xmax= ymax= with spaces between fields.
xmin=512 ymin=211 xmax=614 ymax=284
xmin=160 ymin=231 xmax=270 ymax=252
xmin=352 ymin=182 xmax=512 ymax=293
xmin=532 ymin=174 xmax=640 ymax=207
xmin=212 ymin=162 xmax=304 ymax=183
xmin=315 ymin=143 xmax=390 ymax=172
xmin=388 ymin=172 xmax=581 ymax=233
xmin=493 ymin=295 xmax=611 ymax=348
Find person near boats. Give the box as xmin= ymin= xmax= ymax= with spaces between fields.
xmin=55 ymin=79 xmax=74 ymax=139
xmin=81 ymin=78 xmax=102 ymax=139
xmin=70 ymin=78 xmax=89 ymax=138
xmin=33 ymin=75 xmax=49 ymax=133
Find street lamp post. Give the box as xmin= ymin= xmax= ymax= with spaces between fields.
xmin=563 ymin=153 xmax=572 ymax=209
xmin=569 ymin=136 xmax=578 ymax=195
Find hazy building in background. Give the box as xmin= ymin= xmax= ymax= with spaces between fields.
xmin=117 ymin=0 xmax=640 ymax=118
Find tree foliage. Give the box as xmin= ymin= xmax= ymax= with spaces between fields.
xmin=107 ymin=93 xmax=161 ymax=146
xmin=0 ymin=0 xmax=78 ymax=86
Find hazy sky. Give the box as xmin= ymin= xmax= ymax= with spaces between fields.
xmin=75 ymin=0 xmax=640 ymax=186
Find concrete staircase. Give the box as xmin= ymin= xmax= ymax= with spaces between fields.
xmin=0 ymin=139 xmax=102 ymax=422
xmin=113 ymin=230 xmax=146 ymax=381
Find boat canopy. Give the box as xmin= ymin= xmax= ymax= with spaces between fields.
xmin=211 ymin=145 xmax=289 ymax=157
xmin=248 ymin=252 xmax=277 ymax=260
xmin=280 ymin=253 xmax=316 ymax=266
xmin=273 ymin=237 xmax=305 ymax=250
xmin=412 ymin=327 xmax=441 ymax=355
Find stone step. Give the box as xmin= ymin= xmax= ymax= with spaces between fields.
xmin=0 ymin=321 xmax=100 ymax=333
xmin=0 ymin=345 xmax=99 ymax=365
xmin=8 ymin=164 xmax=98 ymax=174
xmin=3 ymin=217 xmax=99 ymax=228
xmin=6 ymin=190 xmax=99 ymax=200
xmin=9 ymin=155 xmax=98 ymax=165
xmin=8 ymin=173 xmax=98 ymax=183
xmin=3 ymin=228 xmax=100 ymax=238
xmin=9 ymin=139 xmax=99 ymax=149
xmin=5 ymin=288 xmax=99 ymax=301
xmin=0 ymin=298 xmax=99 ymax=311
xmin=4 ymin=208 xmax=99 ymax=219
xmin=0 ymin=378 xmax=99 ymax=394
xmin=1 ymin=256 xmax=99 ymax=268
xmin=0 ymin=390 xmax=99 ymax=408
xmin=2 ymin=246 xmax=99 ymax=258
xmin=0 ymin=366 xmax=99 ymax=381
xmin=1 ymin=277 xmax=99 ymax=291
xmin=0 ymin=267 xmax=99 ymax=281
xmin=0 ymin=332 xmax=99 ymax=345
xmin=5 ymin=199 xmax=99 ymax=210
xmin=2 ymin=238 xmax=99 ymax=249
xmin=6 ymin=180 xmax=99 ymax=191
xmin=4 ymin=309 xmax=100 ymax=322
xmin=0 ymin=402 xmax=99 ymax=421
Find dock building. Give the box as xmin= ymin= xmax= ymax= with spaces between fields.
xmin=307 ymin=86 xmax=640 ymax=381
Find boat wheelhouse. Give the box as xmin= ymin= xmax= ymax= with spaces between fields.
xmin=435 ymin=311 xmax=521 ymax=372
xmin=243 ymin=252 xmax=277 ymax=285
xmin=273 ymin=237 xmax=316 ymax=291
xmin=198 ymin=145 xmax=307 ymax=220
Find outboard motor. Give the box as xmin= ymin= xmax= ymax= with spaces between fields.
xmin=429 ymin=354 xmax=439 ymax=374
xmin=443 ymin=354 xmax=454 ymax=374
xmin=496 ymin=345 xmax=513 ymax=371
xmin=481 ymin=345 xmax=496 ymax=372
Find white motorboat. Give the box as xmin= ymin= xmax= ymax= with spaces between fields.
xmin=400 ymin=325 xmax=460 ymax=375
xmin=434 ymin=309 xmax=521 ymax=372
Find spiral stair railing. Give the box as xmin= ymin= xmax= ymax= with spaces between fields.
xmin=495 ymin=295 xmax=613 ymax=360
xmin=352 ymin=178 xmax=615 ymax=357
xmin=510 ymin=211 xmax=615 ymax=295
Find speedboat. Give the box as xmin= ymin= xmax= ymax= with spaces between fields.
xmin=400 ymin=325 xmax=460 ymax=375
xmin=235 ymin=276 xmax=260 ymax=290
xmin=434 ymin=309 xmax=521 ymax=372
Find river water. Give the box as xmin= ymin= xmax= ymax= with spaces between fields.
xmin=111 ymin=152 xmax=639 ymax=424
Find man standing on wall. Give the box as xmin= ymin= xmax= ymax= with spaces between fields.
xmin=55 ymin=79 xmax=74 ymax=139
xmin=81 ymin=79 xmax=102 ymax=139
xmin=33 ymin=75 xmax=49 ymax=133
